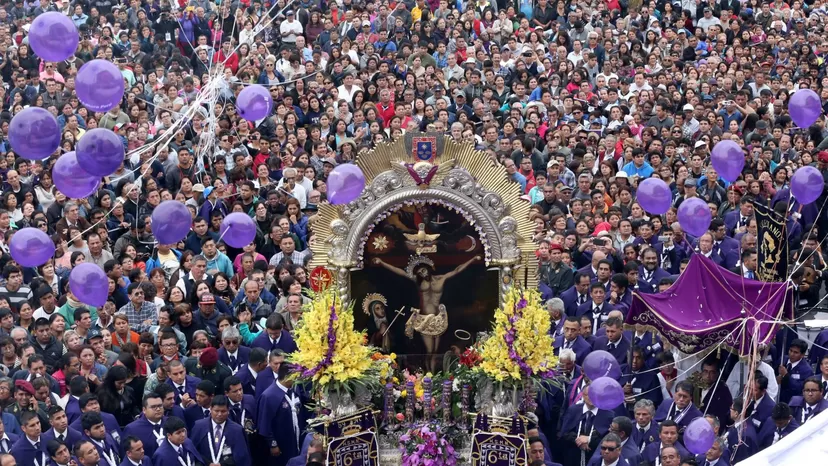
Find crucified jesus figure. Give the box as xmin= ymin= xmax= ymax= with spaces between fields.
xmin=372 ymin=255 xmax=482 ymax=372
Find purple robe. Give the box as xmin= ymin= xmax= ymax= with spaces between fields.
xmin=151 ymin=438 xmax=203 ymax=466
xmin=553 ymin=335 xmax=591 ymax=365
xmin=190 ymin=418 xmax=251 ymax=466
xmin=641 ymin=441 xmax=689 ymax=465
xmin=591 ymin=335 xmax=631 ymax=366
xmin=218 ymin=346 xmax=250 ymax=373
xmin=757 ymin=418 xmax=799 ymax=449
xmin=123 ymin=416 xmax=166 ymax=458
xmin=41 ymin=427 xmax=82 ymax=450
xmin=789 ymin=397 xmax=828 ymax=425
xmin=250 ymin=331 xmax=297 ymax=354
xmin=654 ymin=400 xmax=703 ymax=433
xmin=726 ymin=422 xmax=759 ymax=463
xmin=9 ymin=435 xmax=49 ymax=466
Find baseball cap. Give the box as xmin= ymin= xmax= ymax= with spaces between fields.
xmin=192 ymin=183 xmax=206 ymax=193
xmin=323 ymin=157 xmax=338 ymax=167
xmin=363 ymin=20 xmax=371 ymax=27
xmin=684 ymin=178 xmax=697 ymax=187
xmin=547 ymin=160 xmax=560 ymax=168
xmin=86 ymin=329 xmax=103 ymax=342
xmin=683 ymin=104 xmax=694 ymax=112
xmin=615 ymin=171 xmax=629 ymax=179
xmin=694 ymin=141 xmax=707 ymax=149
xmin=199 ymin=294 xmax=216 ymax=304
xmin=453 ymin=90 xmax=465 ymax=98
xmin=204 ymin=186 xmax=214 ymax=198
xmin=755 ymin=120 xmax=769 ymax=130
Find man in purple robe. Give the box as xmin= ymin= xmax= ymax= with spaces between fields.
xmin=41 ymin=406 xmax=82 ymax=450
xmin=79 ymin=412 xmax=121 ymax=466
xmin=757 ymin=403 xmax=799 ymax=449
xmin=698 ymin=359 xmax=732 ymax=435
xmin=250 ymin=314 xmax=297 ymax=354
xmin=640 ymin=420 xmax=689 ymax=466
xmin=189 ymin=396 xmax=251 ymax=466
xmin=123 ymin=393 xmax=166 ymax=458
xmin=559 ymin=386 xmax=614 ymax=466
xmin=151 ymin=417 xmax=203 ymax=466
xmin=256 ymin=365 xmax=306 ymax=466
xmin=654 ymin=382 xmax=703 ymax=435
xmin=788 ymin=377 xmax=828 ymax=425
xmin=553 ymin=317 xmax=591 ymax=365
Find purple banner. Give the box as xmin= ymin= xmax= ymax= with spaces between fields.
xmin=470 ymin=432 xmax=527 ymax=466
xmin=627 ymin=254 xmax=794 ymax=356
xmin=327 ymin=431 xmax=379 ymax=466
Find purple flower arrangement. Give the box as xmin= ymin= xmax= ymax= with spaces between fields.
xmin=399 ymin=423 xmax=458 ymax=466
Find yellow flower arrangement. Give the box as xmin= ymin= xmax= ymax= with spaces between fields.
xmin=290 ymin=289 xmax=377 ymax=388
xmin=476 ymin=287 xmax=558 ymax=384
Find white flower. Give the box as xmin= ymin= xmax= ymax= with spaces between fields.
xmin=452 ymin=378 xmax=461 ymax=392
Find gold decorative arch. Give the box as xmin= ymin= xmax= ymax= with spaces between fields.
xmin=308 ymin=132 xmax=537 ymax=304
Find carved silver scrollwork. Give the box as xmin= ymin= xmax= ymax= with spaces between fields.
xmin=326 ymin=219 xmax=349 ymax=261
xmin=441 ymin=169 xmax=507 ymax=220
xmin=342 ymin=171 xmax=404 ymax=222
xmin=499 ymin=217 xmax=521 ymax=261
xmin=336 ymin=267 xmax=350 ymax=307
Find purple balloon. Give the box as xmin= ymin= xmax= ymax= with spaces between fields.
xmin=237 ymin=85 xmax=273 ymax=121
xmin=791 ymin=166 xmax=823 ymax=205
xmin=220 ymin=213 xmax=257 ymax=248
xmin=151 ymin=201 xmax=192 ymax=245
xmin=9 ymin=228 xmax=55 ymax=267
xmin=53 ymin=152 xmax=100 ymax=199
xmin=29 ymin=12 xmax=79 ymax=62
xmin=677 ymin=197 xmax=712 ymax=237
xmin=583 ymin=350 xmax=622 ymax=381
xmin=76 ymin=128 xmax=125 ymax=177
xmin=328 ymin=163 xmax=366 ymax=205
xmin=589 ymin=377 xmax=625 ymax=411
xmin=710 ymin=140 xmax=744 ymax=182
xmin=684 ymin=418 xmax=716 ymax=455
xmin=9 ymin=107 xmax=61 ymax=160
xmin=789 ymin=89 xmax=822 ymax=128
xmin=69 ymin=263 xmax=109 ymax=307
xmin=76 ymin=60 xmax=125 ymax=112
xmin=637 ymin=178 xmax=672 ymax=214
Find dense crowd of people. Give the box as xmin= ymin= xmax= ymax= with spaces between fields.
xmin=0 ymin=1 xmax=826 ymax=466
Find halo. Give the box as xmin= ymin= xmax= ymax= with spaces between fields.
xmin=362 ymin=293 xmax=387 ymax=315
xmin=405 ymin=254 xmax=435 ymax=277
xmin=454 ymin=329 xmax=472 ymax=341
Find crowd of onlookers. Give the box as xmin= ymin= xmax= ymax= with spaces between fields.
xmin=0 ymin=0 xmax=826 ymax=466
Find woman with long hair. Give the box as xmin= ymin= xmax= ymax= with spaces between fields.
xmin=97 ymin=365 xmax=139 ymax=427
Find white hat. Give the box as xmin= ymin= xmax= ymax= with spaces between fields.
xmin=683 ymin=104 xmax=694 ymax=112
xmin=615 ymin=171 xmax=629 ymax=179
xmin=694 ymin=141 xmax=707 ymax=149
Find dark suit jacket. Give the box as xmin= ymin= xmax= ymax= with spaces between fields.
xmin=560 ymin=286 xmax=590 ymax=317
xmin=183 ymin=404 xmax=212 ymax=431
xmin=641 ymin=441 xmax=689 ymax=465
xmin=779 ymin=358 xmax=814 ymax=404
xmin=227 ymin=394 xmax=257 ymax=429
xmin=588 ymin=436 xmax=641 ymax=466
xmin=746 ymin=395 xmax=776 ymax=432
xmin=10 ymin=435 xmax=49 ymax=466
xmin=119 ymin=456 xmax=151 ymax=466
xmin=218 ymin=346 xmax=250 ymax=373
xmin=0 ymin=432 xmax=19 ymax=453
xmin=726 ymin=422 xmax=759 ymax=463
xmin=190 ymin=418 xmax=251 ymax=466
xmin=629 ymin=331 xmax=663 ymax=369
xmin=631 ymin=422 xmax=660 ymax=452
xmin=654 ymin=399 xmax=703 ymax=432
xmin=695 ymin=453 xmax=730 ymax=466
xmin=536 ymin=380 xmax=564 ymax=454
xmin=123 ymin=416 xmax=166 ymax=458
xmin=757 ymin=418 xmax=799 ymax=449
xmin=81 ymin=432 xmax=121 ymax=463
xmin=42 ymin=426 xmax=82 ymax=450
xmin=151 ymin=438 xmax=203 ymax=466
xmin=553 ymin=335 xmax=591 ymax=365
xmin=789 ymin=396 xmax=828 ymax=425
xmin=169 ymin=375 xmax=202 ymax=406
xmin=65 ymin=396 xmax=81 ymax=425
xmin=620 ymin=368 xmax=663 ymax=407
xmin=699 ymin=382 xmax=733 ymax=435
xmin=559 ymin=405 xmax=613 ymax=466
xmin=69 ymin=412 xmax=122 ymax=444
xmin=638 ymin=266 xmax=672 ymax=292
xmin=575 ymin=301 xmax=614 ymax=334
xmin=591 ymin=336 xmax=631 ymax=366
xmin=255 ymin=367 xmax=276 ymax=396
xmin=693 ymin=249 xmax=726 ymax=267
xmin=724 ymin=211 xmax=750 ymax=237
xmin=250 ymin=331 xmax=297 ymax=354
